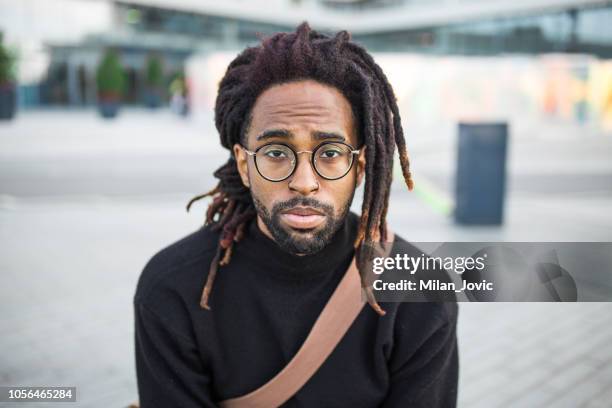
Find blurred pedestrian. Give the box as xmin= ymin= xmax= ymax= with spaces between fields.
xmin=169 ymin=73 xmax=189 ymax=116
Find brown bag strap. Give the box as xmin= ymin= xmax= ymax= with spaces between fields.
xmin=220 ymin=230 xmax=395 ymax=408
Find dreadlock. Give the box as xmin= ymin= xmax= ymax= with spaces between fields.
xmin=187 ymin=22 xmax=415 ymax=315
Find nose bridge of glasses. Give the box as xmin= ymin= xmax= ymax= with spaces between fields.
xmin=290 ymin=150 xmax=315 ymax=169
xmin=292 ymin=149 xmax=317 ymax=173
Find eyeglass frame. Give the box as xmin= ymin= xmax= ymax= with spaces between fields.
xmin=241 ymin=141 xmax=363 ymax=182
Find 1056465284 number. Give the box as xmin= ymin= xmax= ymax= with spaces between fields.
xmin=0 ymin=386 xmax=76 ymax=402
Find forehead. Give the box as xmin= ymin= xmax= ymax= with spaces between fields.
xmin=246 ymin=79 xmax=356 ymax=145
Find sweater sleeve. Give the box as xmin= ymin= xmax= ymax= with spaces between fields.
xmin=134 ymin=301 xmax=217 ymax=408
xmin=380 ymin=304 xmax=459 ymax=408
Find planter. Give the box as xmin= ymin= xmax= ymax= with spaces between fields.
xmin=98 ymin=99 xmax=120 ymax=119
xmin=0 ymin=83 xmax=16 ymax=120
xmin=143 ymin=89 xmax=163 ymax=108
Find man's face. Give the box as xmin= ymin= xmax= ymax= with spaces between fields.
xmin=233 ymin=79 xmax=366 ymax=255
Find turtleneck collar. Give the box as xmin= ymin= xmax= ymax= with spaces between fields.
xmin=235 ymin=211 xmax=359 ymax=281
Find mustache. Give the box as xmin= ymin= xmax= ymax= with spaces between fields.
xmin=271 ymin=197 xmax=334 ymax=216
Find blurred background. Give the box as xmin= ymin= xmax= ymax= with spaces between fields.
xmin=1 ymin=0 xmax=611 ymax=407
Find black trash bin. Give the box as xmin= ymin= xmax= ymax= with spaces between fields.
xmin=454 ymin=122 xmax=508 ymax=225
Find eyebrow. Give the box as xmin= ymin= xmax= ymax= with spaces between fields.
xmin=256 ymin=129 xmax=346 ymax=142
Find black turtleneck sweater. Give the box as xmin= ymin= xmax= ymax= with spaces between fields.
xmin=134 ymin=212 xmax=458 ymax=407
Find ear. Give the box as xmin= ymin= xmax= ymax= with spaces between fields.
xmin=356 ymin=145 xmax=366 ymax=187
xmin=233 ymin=143 xmax=251 ymax=188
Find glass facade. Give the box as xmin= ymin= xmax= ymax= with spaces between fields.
xmin=116 ymin=2 xmax=293 ymax=44
xmin=356 ymin=4 xmax=612 ymax=57
xmin=114 ymin=1 xmax=612 ymax=57
xmin=33 ymin=0 xmax=612 ymax=107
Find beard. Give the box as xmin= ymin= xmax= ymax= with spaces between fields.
xmin=251 ymin=192 xmax=354 ymax=255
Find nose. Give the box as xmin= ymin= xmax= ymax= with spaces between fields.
xmin=288 ymin=152 xmax=319 ymax=195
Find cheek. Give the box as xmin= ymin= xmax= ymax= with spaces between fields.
xmin=248 ymin=165 xmax=280 ymax=206
xmin=324 ymin=172 xmax=358 ymax=213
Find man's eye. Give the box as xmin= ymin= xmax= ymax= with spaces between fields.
xmin=265 ymin=150 xmax=288 ymax=159
xmin=319 ymin=150 xmax=341 ymax=159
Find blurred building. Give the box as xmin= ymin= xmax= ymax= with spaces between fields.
xmin=0 ymin=0 xmax=610 ymax=107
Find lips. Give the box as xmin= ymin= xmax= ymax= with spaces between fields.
xmin=283 ymin=207 xmax=324 ymax=216
xmin=280 ymin=206 xmax=326 ymax=229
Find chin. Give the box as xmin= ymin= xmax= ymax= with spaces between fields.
xmin=276 ymin=225 xmax=329 ymax=255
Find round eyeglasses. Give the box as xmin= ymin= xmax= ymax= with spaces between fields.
xmin=242 ymin=141 xmax=362 ymax=182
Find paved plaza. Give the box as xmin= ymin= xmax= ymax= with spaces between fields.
xmin=1 ymin=110 xmax=611 ymax=407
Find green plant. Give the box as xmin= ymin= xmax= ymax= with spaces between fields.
xmin=96 ymin=50 xmax=125 ymax=98
xmin=145 ymin=55 xmax=164 ymax=88
xmin=0 ymin=33 xmax=16 ymax=85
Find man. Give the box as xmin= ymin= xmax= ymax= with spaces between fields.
xmin=134 ymin=22 xmax=458 ymax=407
